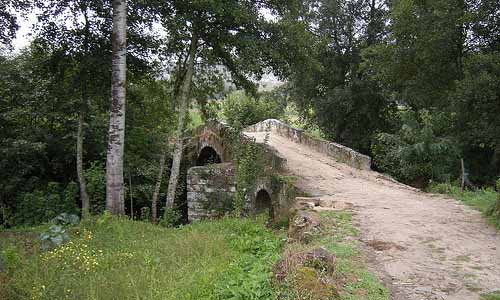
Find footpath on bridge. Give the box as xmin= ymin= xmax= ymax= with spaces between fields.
xmin=244 ymin=120 xmax=500 ymax=300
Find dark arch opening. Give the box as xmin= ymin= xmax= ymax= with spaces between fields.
xmin=255 ymin=189 xmax=273 ymax=218
xmin=196 ymin=146 xmax=222 ymax=166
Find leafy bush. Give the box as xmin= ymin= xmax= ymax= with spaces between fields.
xmin=372 ymin=110 xmax=459 ymax=187
xmin=85 ymin=161 xmax=106 ymax=214
xmin=39 ymin=213 xmax=80 ymax=251
xmin=222 ymin=90 xmax=284 ymax=129
xmin=15 ymin=182 xmax=79 ymax=226
xmin=486 ymin=178 xmax=500 ymax=221
xmin=158 ymin=208 xmax=182 ymax=228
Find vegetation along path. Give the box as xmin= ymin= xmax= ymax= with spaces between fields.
xmin=246 ymin=131 xmax=500 ymax=300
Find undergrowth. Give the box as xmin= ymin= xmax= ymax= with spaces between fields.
xmin=0 ymin=215 xmax=282 ymax=300
xmin=278 ymin=211 xmax=389 ymax=300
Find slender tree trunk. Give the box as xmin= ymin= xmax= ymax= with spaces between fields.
xmin=128 ymin=172 xmax=133 ymax=219
xmin=151 ymin=151 xmax=167 ymax=223
xmin=77 ymin=111 xmax=90 ymax=217
xmin=106 ymin=0 xmax=127 ymax=215
xmin=165 ymin=32 xmax=198 ymax=209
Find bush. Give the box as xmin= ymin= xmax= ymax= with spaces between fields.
xmin=85 ymin=161 xmax=106 ymax=214
xmin=222 ymin=90 xmax=284 ymax=129
xmin=15 ymin=182 xmax=79 ymax=226
xmin=372 ymin=110 xmax=459 ymax=187
xmin=486 ymin=178 xmax=500 ymax=219
xmin=158 ymin=208 xmax=182 ymax=228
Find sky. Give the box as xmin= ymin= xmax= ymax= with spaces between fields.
xmin=11 ymin=11 xmax=38 ymax=53
xmin=10 ymin=6 xmax=282 ymax=87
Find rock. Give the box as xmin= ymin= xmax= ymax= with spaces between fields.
xmin=288 ymin=210 xmax=321 ymax=243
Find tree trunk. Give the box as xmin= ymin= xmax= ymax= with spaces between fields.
xmin=77 ymin=111 xmax=90 ymax=217
xmin=165 ymin=32 xmax=198 ymax=209
xmin=106 ymin=0 xmax=127 ymax=215
xmin=151 ymin=151 xmax=167 ymax=223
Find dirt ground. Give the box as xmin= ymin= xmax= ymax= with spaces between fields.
xmin=246 ymin=131 xmax=500 ymax=300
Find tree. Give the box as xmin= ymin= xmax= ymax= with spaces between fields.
xmin=281 ymin=0 xmax=392 ymax=153
xmin=106 ymin=0 xmax=127 ymax=215
xmin=0 ymin=0 xmax=30 ymax=47
xmin=160 ymin=0 xmax=296 ymax=210
xmin=365 ymin=0 xmax=465 ymax=110
xmin=451 ymin=52 xmax=500 ymax=184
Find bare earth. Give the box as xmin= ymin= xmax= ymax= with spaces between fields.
xmin=246 ymin=131 xmax=500 ymax=300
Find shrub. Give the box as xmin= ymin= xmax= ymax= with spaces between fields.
xmin=39 ymin=213 xmax=80 ymax=251
xmin=486 ymin=178 xmax=500 ymax=219
xmin=85 ymin=161 xmax=106 ymax=214
xmin=15 ymin=182 xmax=79 ymax=226
xmin=222 ymin=90 xmax=284 ymax=129
xmin=372 ymin=110 xmax=459 ymax=187
xmin=158 ymin=208 xmax=182 ymax=228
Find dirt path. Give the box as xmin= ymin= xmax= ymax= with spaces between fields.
xmin=246 ymin=132 xmax=500 ymax=300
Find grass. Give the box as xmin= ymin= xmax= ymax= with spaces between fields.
xmin=482 ymin=291 xmax=500 ymax=300
xmin=427 ymin=183 xmax=499 ymax=228
xmin=1 ymin=215 xmax=282 ymax=300
xmin=279 ymin=211 xmax=390 ymax=300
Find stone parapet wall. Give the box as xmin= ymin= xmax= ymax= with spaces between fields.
xmin=245 ymin=119 xmax=371 ymax=171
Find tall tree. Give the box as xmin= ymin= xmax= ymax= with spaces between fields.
xmin=165 ymin=32 xmax=198 ymax=209
xmin=160 ymin=0 xmax=296 ymax=210
xmin=106 ymin=0 xmax=127 ymax=215
xmin=0 ymin=0 xmax=30 ymax=47
xmin=281 ymin=0 xmax=392 ymax=153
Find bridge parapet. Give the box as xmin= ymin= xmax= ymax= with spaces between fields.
xmin=244 ymin=119 xmax=372 ymax=171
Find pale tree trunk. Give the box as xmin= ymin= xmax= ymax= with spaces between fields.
xmin=106 ymin=0 xmax=127 ymax=215
xmin=77 ymin=2 xmax=91 ymax=218
xmin=77 ymin=111 xmax=90 ymax=217
xmin=165 ymin=32 xmax=198 ymax=209
xmin=151 ymin=150 xmax=167 ymax=223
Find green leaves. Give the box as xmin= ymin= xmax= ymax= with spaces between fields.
xmin=372 ymin=110 xmax=459 ymax=186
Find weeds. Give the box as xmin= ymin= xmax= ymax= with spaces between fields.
xmin=277 ymin=211 xmax=389 ymax=300
xmin=1 ymin=216 xmax=282 ymax=300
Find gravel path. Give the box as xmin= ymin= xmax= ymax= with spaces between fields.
xmin=246 ymin=131 xmax=500 ymax=300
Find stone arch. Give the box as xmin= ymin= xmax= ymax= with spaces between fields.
xmin=254 ymin=188 xmax=273 ymax=218
xmin=196 ymin=146 xmax=222 ymax=166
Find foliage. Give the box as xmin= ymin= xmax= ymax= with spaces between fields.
xmin=485 ymin=178 xmax=500 ymax=222
xmin=234 ymin=140 xmax=266 ymax=215
xmin=451 ymin=52 xmax=500 ymax=184
xmin=84 ymin=162 xmax=106 ymax=215
xmin=481 ymin=291 xmax=500 ymax=300
xmin=2 ymin=216 xmax=282 ymax=300
xmin=372 ymin=110 xmax=460 ymax=187
xmin=14 ymin=182 xmax=79 ymax=226
xmin=0 ymin=0 xmax=31 ymax=46
xmin=39 ymin=225 xmax=70 ymax=251
xmin=278 ymin=211 xmax=389 ymax=300
xmin=39 ymin=213 xmax=79 ymax=251
xmin=158 ymin=208 xmax=182 ymax=228
xmin=222 ymin=90 xmax=285 ymax=130
xmin=284 ymin=0 xmax=393 ymax=153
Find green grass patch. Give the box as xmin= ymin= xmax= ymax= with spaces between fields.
xmin=428 ymin=183 xmax=499 ymax=228
xmin=1 ymin=216 xmax=282 ymax=300
xmin=482 ymin=291 xmax=500 ymax=300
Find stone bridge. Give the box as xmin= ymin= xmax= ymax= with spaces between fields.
xmin=183 ymin=119 xmax=371 ymax=221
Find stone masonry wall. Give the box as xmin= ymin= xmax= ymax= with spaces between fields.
xmin=245 ymin=119 xmax=372 ymax=171
xmin=187 ymin=163 xmax=237 ymax=221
